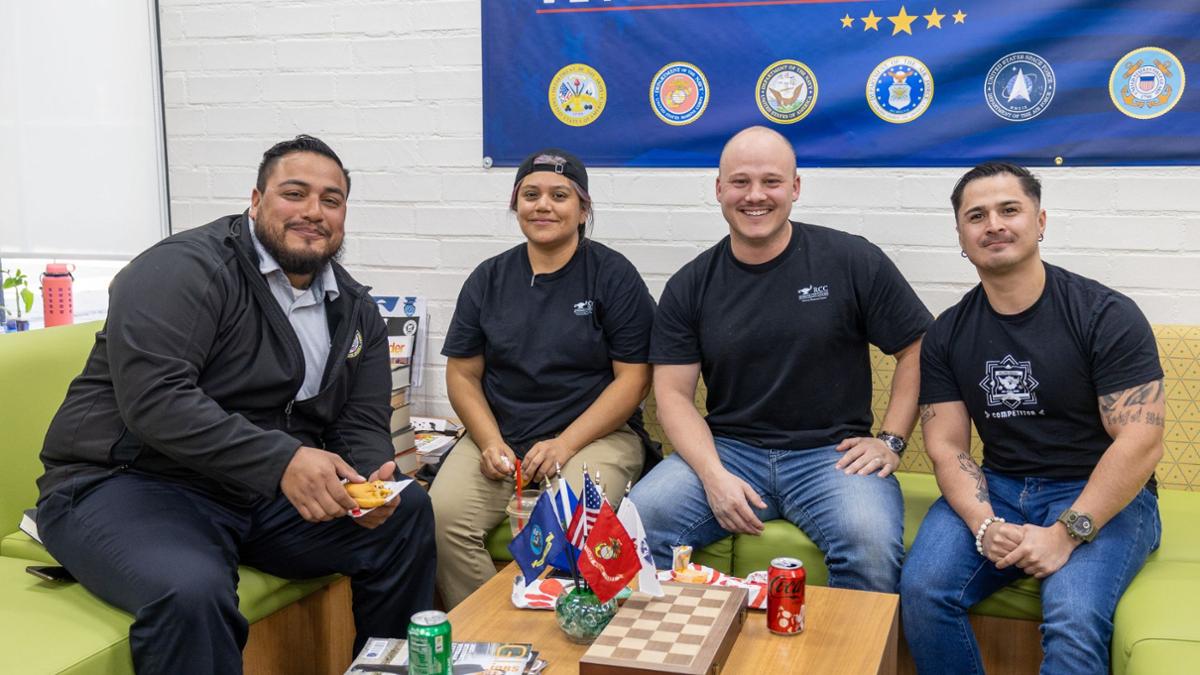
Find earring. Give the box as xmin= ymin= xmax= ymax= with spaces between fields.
xmin=961 ymin=250 xmax=968 ymax=258
xmin=1038 ymin=233 xmax=1044 ymax=242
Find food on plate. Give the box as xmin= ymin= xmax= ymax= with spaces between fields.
xmin=346 ymin=480 xmax=392 ymax=509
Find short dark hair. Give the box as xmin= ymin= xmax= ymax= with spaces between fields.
xmin=950 ymin=162 xmax=1040 ymax=215
xmin=256 ymin=134 xmax=350 ymax=197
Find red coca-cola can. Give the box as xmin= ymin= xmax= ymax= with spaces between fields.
xmin=767 ymin=557 xmax=806 ymax=635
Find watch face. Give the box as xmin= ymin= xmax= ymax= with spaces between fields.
xmin=878 ymin=435 xmax=903 ymax=452
xmin=1074 ymin=516 xmax=1093 ymax=535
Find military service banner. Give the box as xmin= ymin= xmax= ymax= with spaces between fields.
xmin=481 ymin=0 xmax=1197 ymax=167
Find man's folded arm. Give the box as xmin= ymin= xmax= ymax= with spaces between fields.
xmin=106 ymin=243 xmax=301 ymax=497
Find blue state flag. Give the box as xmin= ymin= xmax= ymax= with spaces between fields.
xmin=507 ymin=491 xmax=568 ymax=587
xmin=549 ymin=478 xmax=580 ymax=571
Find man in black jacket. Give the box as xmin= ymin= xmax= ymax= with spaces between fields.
xmin=35 ymin=135 xmax=435 ymax=674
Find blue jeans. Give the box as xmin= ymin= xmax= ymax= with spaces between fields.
xmin=900 ymin=470 xmax=1161 ymax=675
xmin=628 ymin=437 xmax=904 ymax=592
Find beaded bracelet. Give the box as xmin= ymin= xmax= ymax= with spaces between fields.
xmin=974 ymin=516 xmax=1006 ymax=556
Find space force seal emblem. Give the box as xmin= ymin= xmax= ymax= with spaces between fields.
xmin=985 ymin=51 xmax=1055 ymax=122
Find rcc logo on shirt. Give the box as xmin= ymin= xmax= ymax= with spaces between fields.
xmin=573 ymin=300 xmax=595 ymax=316
xmin=797 ymin=284 xmax=830 ymax=303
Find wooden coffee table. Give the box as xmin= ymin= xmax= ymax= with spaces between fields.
xmin=448 ymin=564 xmax=898 ymax=674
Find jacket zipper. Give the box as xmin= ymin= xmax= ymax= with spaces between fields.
xmin=285 ymin=400 xmax=294 ymax=429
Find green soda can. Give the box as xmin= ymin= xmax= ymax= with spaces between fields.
xmin=408 ymin=610 xmax=452 ymax=675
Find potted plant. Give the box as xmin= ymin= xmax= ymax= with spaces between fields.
xmin=3 ymin=268 xmax=34 ymax=332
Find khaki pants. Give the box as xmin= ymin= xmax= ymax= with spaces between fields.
xmin=430 ymin=426 xmax=644 ymax=608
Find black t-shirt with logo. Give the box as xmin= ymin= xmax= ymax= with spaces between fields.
xmin=650 ymin=221 xmax=931 ymax=449
xmin=442 ymin=240 xmax=655 ymax=455
xmin=920 ymin=262 xmax=1163 ymax=481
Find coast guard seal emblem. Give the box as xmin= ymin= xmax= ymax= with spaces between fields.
xmin=985 ymin=52 xmax=1055 ymax=122
xmin=867 ymin=56 xmax=933 ymax=124
xmin=1110 ymin=46 xmax=1185 ymax=120
xmin=650 ymin=62 xmax=709 ymax=126
xmin=549 ymin=63 xmax=607 ymax=127
xmin=756 ymin=59 xmax=818 ymax=124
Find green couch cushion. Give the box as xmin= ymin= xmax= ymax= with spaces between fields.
xmin=0 ymin=532 xmax=335 ymax=623
xmin=1112 ymin=561 xmax=1200 ymax=675
xmin=1 ymin=531 xmax=55 ymax=564
xmin=0 ymin=556 xmax=134 ymax=675
xmin=0 ymin=322 xmax=102 ymax=530
xmin=485 ymin=521 xmax=514 ymax=562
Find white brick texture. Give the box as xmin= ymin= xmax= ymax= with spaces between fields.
xmin=160 ymin=0 xmax=1200 ymax=414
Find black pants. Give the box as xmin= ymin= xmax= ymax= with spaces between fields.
xmin=38 ymin=470 xmax=436 ymax=675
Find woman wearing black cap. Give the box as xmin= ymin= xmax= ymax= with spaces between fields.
xmin=430 ymin=148 xmax=657 ymax=607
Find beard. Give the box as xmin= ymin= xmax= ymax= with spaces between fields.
xmin=254 ymin=219 xmax=343 ymax=278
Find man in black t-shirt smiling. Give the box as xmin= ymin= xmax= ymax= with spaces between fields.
xmin=629 ymin=126 xmax=931 ymax=593
xmin=900 ymin=163 xmax=1164 ymax=674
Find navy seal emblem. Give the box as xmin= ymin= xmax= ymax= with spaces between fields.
xmin=756 ymin=60 xmax=818 ymax=124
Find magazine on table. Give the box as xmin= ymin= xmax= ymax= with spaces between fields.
xmin=346 ymin=638 xmax=546 ymax=674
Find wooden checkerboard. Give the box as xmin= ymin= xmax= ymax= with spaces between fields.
xmin=580 ymin=582 xmax=747 ymax=674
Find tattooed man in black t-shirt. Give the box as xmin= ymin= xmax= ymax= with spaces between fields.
xmin=901 ymin=162 xmax=1164 ymax=674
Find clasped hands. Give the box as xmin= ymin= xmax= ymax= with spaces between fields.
xmin=479 ymin=438 xmax=576 ymax=485
xmin=281 ymin=446 xmax=399 ymax=529
xmin=980 ymin=520 xmax=1081 ymax=578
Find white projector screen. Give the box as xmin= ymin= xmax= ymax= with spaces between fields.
xmin=0 ymin=0 xmax=169 ymax=260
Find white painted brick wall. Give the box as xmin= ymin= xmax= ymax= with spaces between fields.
xmin=160 ymin=0 xmax=1200 ymax=416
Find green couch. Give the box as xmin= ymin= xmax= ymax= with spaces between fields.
xmin=486 ymin=326 xmax=1200 ymax=675
xmin=0 ymin=322 xmax=343 ymax=674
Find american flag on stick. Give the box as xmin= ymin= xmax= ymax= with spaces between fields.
xmin=567 ymin=471 xmax=602 ymax=548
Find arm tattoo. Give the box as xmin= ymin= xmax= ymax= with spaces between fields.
xmin=919 ymin=404 xmax=936 ymax=424
xmin=957 ymin=452 xmax=989 ymax=503
xmin=1101 ymin=380 xmax=1165 ymax=428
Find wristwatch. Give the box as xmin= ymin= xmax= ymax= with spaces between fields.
xmin=1057 ymin=509 xmax=1097 ymax=543
xmin=876 ymin=431 xmax=907 ymax=455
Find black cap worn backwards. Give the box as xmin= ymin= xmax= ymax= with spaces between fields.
xmin=513 ymin=148 xmax=589 ymax=193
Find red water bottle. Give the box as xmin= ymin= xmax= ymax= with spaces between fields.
xmin=41 ymin=263 xmax=75 ymax=327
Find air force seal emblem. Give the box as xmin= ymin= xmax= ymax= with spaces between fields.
xmin=985 ymin=52 xmax=1055 ymax=122
xmin=650 ymin=62 xmax=709 ymax=126
xmin=549 ymin=63 xmax=607 ymax=127
xmin=980 ymin=355 xmax=1039 ymax=409
xmin=868 ymin=56 xmax=933 ymax=124
xmin=756 ymin=60 xmax=818 ymax=124
xmin=1110 ymin=47 xmax=1185 ymax=120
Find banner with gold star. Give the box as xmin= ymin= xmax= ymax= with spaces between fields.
xmin=483 ymin=0 xmax=1198 ymax=166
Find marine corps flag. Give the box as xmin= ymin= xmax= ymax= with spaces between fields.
xmin=578 ymin=501 xmax=640 ymax=603
xmin=507 ymin=491 xmax=568 ymax=588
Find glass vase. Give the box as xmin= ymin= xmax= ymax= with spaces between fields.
xmin=554 ymin=587 xmax=618 ymax=644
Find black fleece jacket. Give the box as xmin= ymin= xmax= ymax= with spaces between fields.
xmin=37 ymin=213 xmax=393 ymax=507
